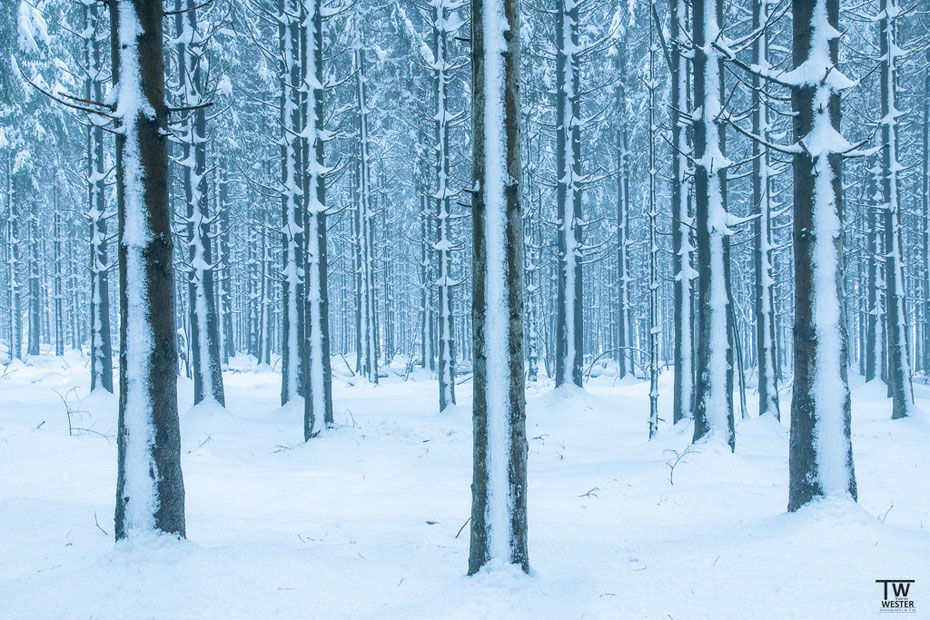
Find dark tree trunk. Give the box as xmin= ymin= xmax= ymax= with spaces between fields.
xmin=691 ymin=0 xmax=735 ymax=450
xmin=112 ymin=0 xmax=185 ymax=540
xmin=787 ymin=0 xmax=857 ymax=512
xmin=85 ymin=0 xmax=114 ymax=391
xmin=752 ymin=0 xmax=779 ymax=420
xmin=670 ymin=0 xmax=693 ymax=423
xmin=468 ymin=0 xmax=528 ymax=575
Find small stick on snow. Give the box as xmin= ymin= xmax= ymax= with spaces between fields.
xmin=94 ymin=512 xmax=108 ymax=536
xmin=455 ymin=517 xmax=471 ymax=539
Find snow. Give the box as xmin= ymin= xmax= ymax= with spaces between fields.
xmin=17 ymin=1 xmax=50 ymax=55
xmin=1 ymin=355 xmax=929 ymax=617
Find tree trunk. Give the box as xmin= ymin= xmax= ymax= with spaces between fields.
xmin=879 ymin=0 xmax=913 ymax=419
xmin=752 ymin=0 xmax=780 ymax=419
xmin=554 ymin=0 xmax=583 ymax=388
xmin=787 ymin=0 xmax=857 ymax=511
xmin=468 ymin=0 xmax=528 ymax=575
xmin=670 ymin=0 xmax=693 ymax=423
xmin=280 ymin=0 xmax=304 ymax=405
xmin=303 ymin=0 xmax=334 ymax=437
xmin=691 ymin=0 xmax=735 ymax=450
xmin=432 ymin=0 xmax=457 ymax=411
xmin=112 ymin=0 xmax=185 ymax=540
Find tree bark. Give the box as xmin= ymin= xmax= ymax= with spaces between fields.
xmin=468 ymin=0 xmax=528 ymax=574
xmin=112 ymin=0 xmax=185 ymax=540
xmin=787 ymin=0 xmax=857 ymax=511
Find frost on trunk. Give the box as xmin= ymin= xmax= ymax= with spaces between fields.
xmin=111 ymin=0 xmax=185 ymax=540
xmin=83 ymin=0 xmax=114 ymax=392
xmin=280 ymin=0 xmax=304 ymax=405
xmin=787 ymin=0 xmax=857 ymax=511
xmin=554 ymin=0 xmax=583 ymax=389
xmin=468 ymin=0 xmax=528 ymax=575
xmin=752 ymin=0 xmax=779 ymax=420
xmin=354 ymin=47 xmax=378 ymax=386
xmin=430 ymin=0 xmax=459 ymax=411
xmin=877 ymin=0 xmax=913 ymax=419
xmin=691 ymin=0 xmax=735 ymax=450
xmin=670 ymin=0 xmax=694 ymax=423
xmin=302 ymin=0 xmax=334 ymax=437
xmin=173 ymin=0 xmax=224 ymax=407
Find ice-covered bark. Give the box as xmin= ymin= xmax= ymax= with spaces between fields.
xmin=787 ymin=0 xmax=857 ymax=511
xmin=691 ymin=0 xmax=735 ymax=450
xmin=554 ymin=0 xmax=583 ymax=388
xmin=111 ymin=0 xmax=185 ymax=539
xmin=468 ymin=0 xmax=528 ymax=575
xmin=877 ymin=0 xmax=913 ymax=419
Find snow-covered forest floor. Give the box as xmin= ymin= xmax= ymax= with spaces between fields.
xmin=1 ymin=353 xmax=929 ymax=619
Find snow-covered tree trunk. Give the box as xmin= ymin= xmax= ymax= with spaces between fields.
xmin=614 ymin=48 xmax=631 ymax=380
xmin=878 ymin=0 xmax=913 ymax=419
xmin=217 ymin=161 xmax=235 ymax=364
xmin=431 ymin=0 xmax=458 ymax=411
xmin=752 ymin=0 xmax=780 ymax=419
xmin=923 ymin=54 xmax=930 ymax=376
xmin=354 ymin=47 xmax=378 ymax=385
xmin=691 ymin=0 xmax=735 ymax=450
xmin=554 ymin=0 xmax=583 ymax=389
xmin=52 ymin=206 xmax=64 ymax=356
xmin=647 ymin=6 xmax=659 ymax=438
xmin=670 ymin=0 xmax=693 ymax=423
xmin=26 ymin=213 xmax=39 ymax=356
xmin=5 ymin=152 xmax=21 ymax=361
xmin=865 ymin=175 xmax=884 ymax=383
xmin=174 ymin=0 xmax=225 ymax=407
xmin=468 ymin=0 xmax=528 ymax=574
xmin=82 ymin=0 xmax=114 ymax=391
xmin=419 ymin=195 xmax=435 ymax=373
xmin=111 ymin=0 xmax=185 ymax=540
xmin=302 ymin=0 xmax=334 ymax=437
xmin=280 ymin=0 xmax=304 ymax=405
xmin=525 ymin=197 xmax=541 ymax=383
xmin=787 ymin=0 xmax=857 ymax=511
